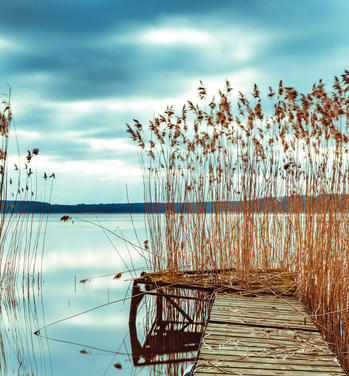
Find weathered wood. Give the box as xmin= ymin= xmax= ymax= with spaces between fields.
xmin=212 ymin=301 xmax=306 ymax=312
xmin=204 ymin=324 xmax=324 ymax=340
xmin=209 ymin=310 xmax=315 ymax=324
xmin=196 ymin=359 xmax=343 ymax=372
xmin=199 ymin=354 xmax=340 ymax=367
xmin=194 ymin=370 xmax=345 ymax=376
xmin=193 ymin=293 xmax=346 ymax=375
xmin=199 ymin=349 xmax=338 ymax=362
xmin=208 ymin=317 xmax=317 ymax=332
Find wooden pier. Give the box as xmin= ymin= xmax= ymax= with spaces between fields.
xmin=193 ymin=294 xmax=347 ymax=375
xmin=128 ymin=270 xmax=347 ymax=374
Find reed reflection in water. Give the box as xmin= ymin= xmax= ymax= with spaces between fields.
xmin=0 ymin=213 xmax=51 ymax=376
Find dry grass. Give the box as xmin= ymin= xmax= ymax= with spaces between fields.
xmin=128 ymin=71 xmax=349 ymax=371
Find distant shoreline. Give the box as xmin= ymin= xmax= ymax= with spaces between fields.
xmin=2 ymin=195 xmax=346 ymax=214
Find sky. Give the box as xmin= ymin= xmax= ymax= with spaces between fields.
xmin=0 ymin=0 xmax=348 ymax=204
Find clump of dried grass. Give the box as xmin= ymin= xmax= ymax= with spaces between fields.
xmin=128 ymin=70 xmax=349 ymax=370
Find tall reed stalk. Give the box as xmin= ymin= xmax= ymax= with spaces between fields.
xmin=0 ymin=97 xmax=51 ymax=375
xmin=128 ymin=71 xmax=349 ymax=370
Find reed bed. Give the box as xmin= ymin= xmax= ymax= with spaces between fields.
xmin=0 ymin=98 xmax=51 ymax=375
xmin=128 ymin=71 xmax=349 ymax=370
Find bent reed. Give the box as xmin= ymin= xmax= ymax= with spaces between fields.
xmin=128 ymin=71 xmax=349 ymax=371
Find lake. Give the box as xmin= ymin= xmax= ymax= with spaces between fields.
xmin=1 ymin=213 xmax=198 ymax=376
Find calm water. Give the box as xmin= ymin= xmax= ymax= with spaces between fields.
xmin=2 ymin=214 xmax=198 ymax=376
xmin=41 ymin=214 xmax=148 ymax=376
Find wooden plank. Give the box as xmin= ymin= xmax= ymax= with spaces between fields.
xmin=194 ymin=370 xmax=345 ymax=376
xmin=213 ymin=296 xmax=303 ymax=304
xmin=209 ymin=312 xmax=316 ymax=327
xmin=204 ymin=324 xmax=324 ymax=340
xmin=196 ymin=359 xmax=344 ymax=372
xmin=202 ymin=335 xmax=330 ymax=349
xmin=199 ymin=349 xmax=337 ymax=362
xmin=212 ymin=301 xmax=306 ymax=312
xmin=199 ymin=353 xmax=341 ymax=367
xmin=214 ymin=296 xmax=301 ymax=303
xmin=209 ymin=310 xmax=315 ymax=325
xmin=193 ymin=293 xmax=346 ymax=375
xmin=214 ymin=296 xmax=302 ymax=305
xmin=209 ymin=316 xmax=317 ymax=331
xmin=211 ymin=303 xmax=309 ymax=314
xmin=212 ymin=299 xmax=309 ymax=313
xmin=201 ymin=340 xmax=331 ymax=354
xmin=210 ymin=304 xmax=310 ymax=316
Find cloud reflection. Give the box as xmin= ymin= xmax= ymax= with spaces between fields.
xmin=42 ymin=249 xmax=144 ymax=272
xmin=65 ymin=313 xmax=129 ymax=328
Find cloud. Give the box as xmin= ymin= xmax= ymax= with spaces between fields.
xmin=123 ymin=26 xmax=214 ymax=46
xmin=1 ymin=0 xmax=349 ymax=203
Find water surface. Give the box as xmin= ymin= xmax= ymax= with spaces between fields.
xmin=2 ymin=213 xmax=199 ymax=376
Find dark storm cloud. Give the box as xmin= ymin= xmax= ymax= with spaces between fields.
xmin=1 ymin=0 xmax=348 ymax=202
xmin=0 ymin=0 xmax=235 ymax=36
xmin=2 ymin=0 xmax=347 ymax=102
xmin=6 ymin=39 xmax=229 ymax=101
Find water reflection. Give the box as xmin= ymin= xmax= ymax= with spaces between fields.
xmin=37 ymin=214 xmax=150 ymax=375
xmin=0 ymin=213 xmax=52 ymax=376
xmin=2 ymin=214 xmax=211 ymax=375
xmin=129 ymin=274 xmax=212 ymax=375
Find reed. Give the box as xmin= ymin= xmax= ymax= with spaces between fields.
xmin=128 ymin=71 xmax=349 ymax=370
xmin=0 ymin=97 xmax=52 ymax=375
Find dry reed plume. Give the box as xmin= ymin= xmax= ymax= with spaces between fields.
xmin=128 ymin=71 xmax=349 ymax=371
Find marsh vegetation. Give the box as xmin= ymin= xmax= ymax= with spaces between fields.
xmin=128 ymin=71 xmax=349 ymax=371
xmin=2 ymin=70 xmax=349 ymax=374
xmin=0 ymin=97 xmax=52 ymax=375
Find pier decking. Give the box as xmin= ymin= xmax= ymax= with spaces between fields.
xmin=193 ymin=294 xmax=346 ymax=375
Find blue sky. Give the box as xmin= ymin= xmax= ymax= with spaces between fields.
xmin=1 ymin=0 xmax=348 ymax=203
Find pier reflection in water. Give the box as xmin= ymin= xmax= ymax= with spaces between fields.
xmin=129 ymin=272 xmax=213 ymax=375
